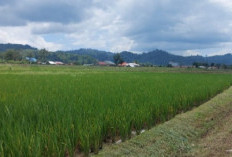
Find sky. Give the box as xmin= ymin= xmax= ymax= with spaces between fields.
xmin=0 ymin=0 xmax=232 ymax=56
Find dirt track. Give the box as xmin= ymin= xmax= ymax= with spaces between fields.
xmin=190 ymin=107 xmax=232 ymax=157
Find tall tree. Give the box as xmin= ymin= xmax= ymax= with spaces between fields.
xmin=38 ymin=49 xmax=49 ymax=62
xmin=4 ymin=49 xmax=22 ymax=61
xmin=113 ymin=53 xmax=124 ymax=65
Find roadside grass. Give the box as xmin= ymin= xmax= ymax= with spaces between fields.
xmin=97 ymin=87 xmax=232 ymax=157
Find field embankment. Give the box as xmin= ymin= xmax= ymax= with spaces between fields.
xmin=97 ymin=86 xmax=232 ymax=157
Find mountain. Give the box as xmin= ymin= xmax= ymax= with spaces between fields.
xmin=0 ymin=43 xmax=232 ymax=65
xmin=0 ymin=43 xmax=37 ymax=52
xmin=206 ymin=54 xmax=232 ymax=65
xmin=58 ymin=48 xmax=114 ymax=61
xmin=121 ymin=50 xmax=183 ymax=65
xmin=61 ymin=48 xmax=232 ymax=65
xmin=115 ymin=50 xmax=232 ymax=66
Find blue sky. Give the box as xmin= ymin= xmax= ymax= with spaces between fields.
xmin=0 ymin=0 xmax=232 ymax=56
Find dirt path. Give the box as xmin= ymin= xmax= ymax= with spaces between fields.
xmin=190 ymin=108 xmax=232 ymax=157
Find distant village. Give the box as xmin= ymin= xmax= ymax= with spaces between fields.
xmin=24 ymin=56 xmax=231 ymax=69
xmin=26 ymin=57 xmax=141 ymax=67
xmin=97 ymin=61 xmax=140 ymax=67
xmin=0 ymin=45 xmax=231 ymax=69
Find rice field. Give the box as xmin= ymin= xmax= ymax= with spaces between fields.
xmin=0 ymin=65 xmax=232 ymax=156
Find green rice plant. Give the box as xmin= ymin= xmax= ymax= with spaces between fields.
xmin=0 ymin=66 xmax=231 ymax=156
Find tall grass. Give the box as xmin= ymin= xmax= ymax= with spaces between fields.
xmin=0 ymin=67 xmax=231 ymax=156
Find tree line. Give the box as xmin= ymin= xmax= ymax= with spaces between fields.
xmin=0 ymin=49 xmax=97 ymax=65
xmin=192 ymin=62 xmax=232 ymax=69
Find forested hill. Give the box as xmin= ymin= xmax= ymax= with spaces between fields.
xmin=0 ymin=43 xmax=37 ymax=52
xmin=0 ymin=43 xmax=232 ymax=65
xmin=120 ymin=50 xmax=232 ymax=65
xmin=65 ymin=49 xmax=232 ymax=65
xmin=58 ymin=49 xmax=114 ymax=61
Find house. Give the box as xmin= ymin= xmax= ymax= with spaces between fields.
xmin=26 ymin=57 xmax=37 ymax=63
xmin=55 ymin=61 xmax=64 ymax=65
xmin=128 ymin=63 xmax=140 ymax=67
xmin=48 ymin=61 xmax=64 ymax=65
xmin=199 ymin=66 xmax=206 ymax=69
xmin=104 ymin=61 xmax=115 ymax=66
xmin=208 ymin=66 xmax=217 ymax=70
xmin=98 ymin=61 xmax=116 ymax=66
xmin=118 ymin=62 xmax=139 ymax=67
xmin=98 ymin=61 xmax=107 ymax=66
xmin=169 ymin=61 xmax=179 ymax=67
xmin=48 ymin=61 xmax=56 ymax=65
xmin=119 ymin=62 xmax=128 ymax=67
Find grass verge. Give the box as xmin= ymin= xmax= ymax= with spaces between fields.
xmin=96 ymin=86 xmax=232 ymax=157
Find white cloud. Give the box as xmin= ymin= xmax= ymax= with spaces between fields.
xmin=0 ymin=25 xmax=63 ymax=51
xmin=66 ymin=4 xmax=134 ymax=52
xmin=182 ymin=50 xmax=202 ymax=56
xmin=0 ymin=0 xmax=232 ymax=55
xmin=209 ymin=0 xmax=232 ymax=10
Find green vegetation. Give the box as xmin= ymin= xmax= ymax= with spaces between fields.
xmin=113 ymin=53 xmax=124 ymax=65
xmin=0 ymin=65 xmax=232 ymax=156
xmin=1 ymin=43 xmax=232 ymax=66
xmin=98 ymin=87 xmax=232 ymax=157
xmin=0 ymin=49 xmax=97 ymax=65
xmin=192 ymin=62 xmax=232 ymax=69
